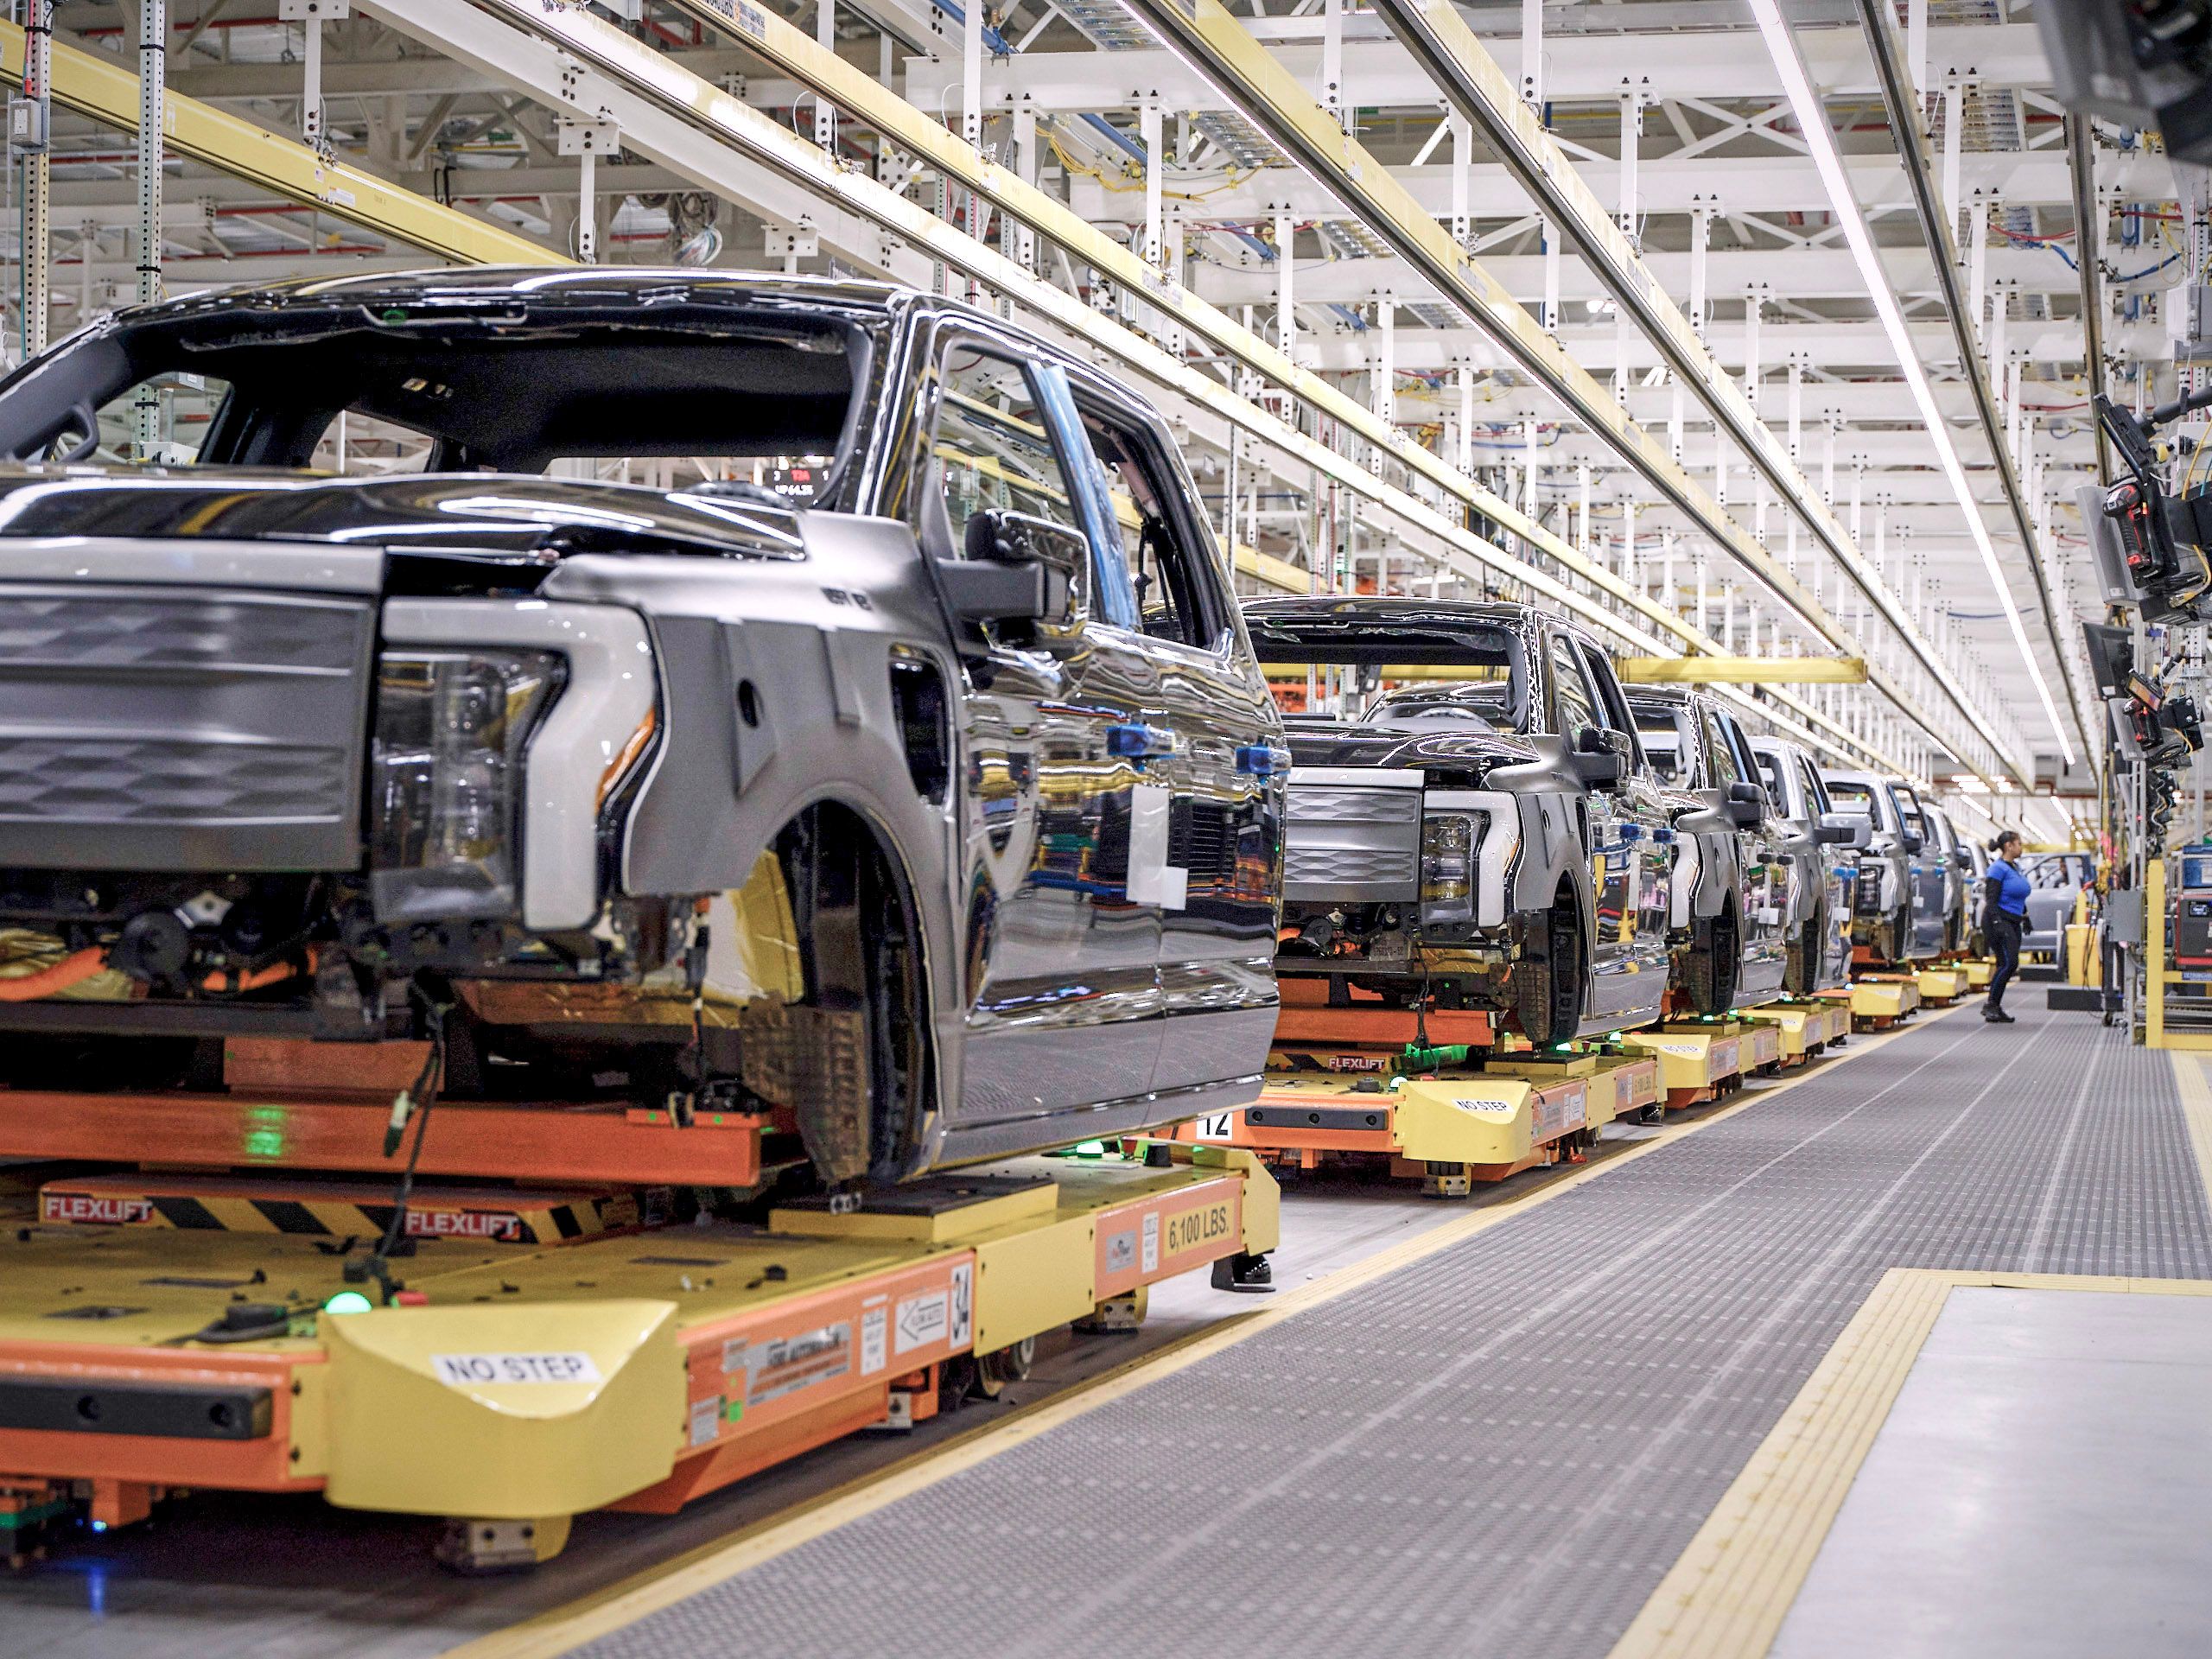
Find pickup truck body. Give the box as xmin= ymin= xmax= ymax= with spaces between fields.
xmin=1625 ymin=685 xmax=1790 ymax=1010
xmin=1248 ymin=596 xmax=1673 ymax=1042
xmin=1821 ymin=768 xmax=1940 ymax=965
xmin=1751 ymin=734 xmax=1863 ymax=995
xmin=0 ymin=269 xmax=1286 ymax=1183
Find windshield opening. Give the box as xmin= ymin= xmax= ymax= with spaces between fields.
xmin=0 ymin=306 xmax=879 ymax=504
xmin=1250 ymin=613 xmax=1530 ymax=729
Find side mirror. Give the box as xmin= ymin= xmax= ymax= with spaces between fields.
xmin=1569 ymin=725 xmax=1624 ymax=787
xmin=1817 ymin=812 xmax=1870 ymax=849
xmin=1726 ymin=779 xmax=1766 ymax=828
xmin=1899 ymin=830 xmax=1924 ymax=854
xmin=936 ymin=508 xmax=1083 ymax=630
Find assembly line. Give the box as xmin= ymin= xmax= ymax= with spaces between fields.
xmin=0 ymin=0 xmax=2207 ymax=1655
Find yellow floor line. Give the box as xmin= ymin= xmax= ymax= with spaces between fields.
xmin=2172 ymin=1051 xmax=2212 ymax=1208
xmin=1607 ymin=1268 xmax=2212 ymax=1659
xmin=448 ymin=1004 xmax=1965 ymax=1659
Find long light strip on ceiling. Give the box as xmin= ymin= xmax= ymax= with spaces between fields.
xmin=1747 ymin=0 xmax=2077 ymax=767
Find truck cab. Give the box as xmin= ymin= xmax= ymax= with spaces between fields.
xmin=1821 ymin=768 xmax=1927 ymax=966
xmin=1246 ymin=596 xmax=1673 ymax=1043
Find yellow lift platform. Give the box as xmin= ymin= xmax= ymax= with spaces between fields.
xmin=1839 ymin=974 xmax=1924 ymax=1031
xmin=1151 ymin=1025 xmax=1659 ymax=1200
xmin=1620 ymin=1020 xmax=1758 ymax=1109
xmin=0 ymin=1144 xmax=1274 ymax=1568
xmin=1741 ymin=1001 xmax=1853 ymax=1067
xmin=1916 ymin=965 xmax=1971 ymax=1007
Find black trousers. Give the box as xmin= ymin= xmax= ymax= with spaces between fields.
xmin=1986 ymin=912 xmax=2022 ymax=1009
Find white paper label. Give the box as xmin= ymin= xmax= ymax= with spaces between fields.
xmin=1193 ymin=1111 xmax=1236 ymax=1141
xmin=1141 ymin=1211 xmax=1160 ymax=1274
xmin=689 ymin=1395 xmax=722 ymax=1447
xmin=894 ymin=1287 xmax=949 ymax=1354
xmin=950 ymin=1262 xmax=973 ymax=1349
xmin=432 ymin=1351 xmax=603 ymax=1387
xmin=861 ymin=1306 xmax=887 ymax=1375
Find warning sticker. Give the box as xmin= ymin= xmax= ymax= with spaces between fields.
xmin=950 ymin=1262 xmax=973 ymax=1350
xmin=894 ymin=1287 xmax=949 ymax=1355
xmin=1452 ymin=1096 xmax=1518 ymax=1118
xmin=432 ymin=1351 xmax=603 ymax=1387
xmin=861 ymin=1306 xmax=887 ymax=1375
xmin=744 ymin=1323 xmax=852 ymax=1406
xmin=689 ymin=1395 xmax=722 ymax=1447
xmin=1533 ymin=1084 xmax=1587 ymax=1141
xmin=1141 ymin=1211 xmax=1160 ymax=1274
xmin=1103 ymin=1228 xmax=1137 ymax=1274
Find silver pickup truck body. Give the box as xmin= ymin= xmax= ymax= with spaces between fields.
xmin=1821 ymin=768 xmax=1942 ymax=965
xmin=0 ymin=269 xmax=1287 ymax=1183
xmin=1249 ymin=596 xmax=1680 ymax=1042
xmin=1751 ymin=735 xmax=1865 ymax=994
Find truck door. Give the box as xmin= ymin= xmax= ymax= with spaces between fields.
xmin=1707 ymin=707 xmax=1787 ymax=1003
xmin=1890 ymin=782 xmax=1948 ymax=959
xmin=1063 ymin=374 xmax=1283 ymax=1098
xmin=911 ymin=334 xmax=1161 ymax=1126
xmin=1548 ymin=632 xmax=1663 ymax=1027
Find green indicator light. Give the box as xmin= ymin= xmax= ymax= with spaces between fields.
xmin=322 ymin=1291 xmax=374 ymax=1316
xmin=1072 ymin=1140 xmax=1107 ymax=1158
xmin=244 ymin=1128 xmax=285 ymax=1160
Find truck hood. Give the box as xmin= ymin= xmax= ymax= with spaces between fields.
xmin=1285 ymin=719 xmax=1539 ymax=779
xmin=0 ymin=467 xmax=807 ymax=569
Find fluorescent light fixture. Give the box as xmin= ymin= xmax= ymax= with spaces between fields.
xmin=1746 ymin=0 xmax=2077 ymax=768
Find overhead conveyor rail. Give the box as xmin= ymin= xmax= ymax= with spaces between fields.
xmin=0 ymin=21 xmax=560 ymax=267
xmin=1108 ymin=0 xmax=2013 ymax=789
xmin=1358 ymin=0 xmax=2030 ymax=783
xmin=420 ymin=0 xmax=1920 ymax=782
xmin=509 ymin=1009 xmax=2212 ymax=1659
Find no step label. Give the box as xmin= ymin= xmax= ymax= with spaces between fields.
xmin=431 ymin=1351 xmax=603 ymax=1387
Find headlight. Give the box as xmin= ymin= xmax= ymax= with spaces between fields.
xmin=1421 ymin=814 xmax=1475 ymax=926
xmin=369 ymin=648 xmax=563 ymax=923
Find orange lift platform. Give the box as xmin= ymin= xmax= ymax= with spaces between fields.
xmin=0 ymin=1042 xmax=1276 ymax=1570
xmin=1145 ymin=981 xmax=1660 ymax=1198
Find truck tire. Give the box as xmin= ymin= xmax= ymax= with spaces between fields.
xmin=1687 ymin=912 xmax=1739 ymax=1014
xmin=1516 ymin=900 xmax=1582 ymax=1046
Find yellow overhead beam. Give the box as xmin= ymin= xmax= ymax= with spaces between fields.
xmin=1618 ymin=658 xmax=1868 ymax=685
xmin=0 ymin=22 xmax=562 ymax=269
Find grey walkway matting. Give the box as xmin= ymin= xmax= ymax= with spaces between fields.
xmin=579 ymin=1007 xmax=2212 ymax=1659
xmin=1773 ymin=1286 xmax=2212 ymax=1659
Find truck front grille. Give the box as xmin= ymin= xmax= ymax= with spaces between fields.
xmin=1282 ymin=772 xmax=1423 ymax=903
xmin=0 ymin=585 xmax=375 ymax=872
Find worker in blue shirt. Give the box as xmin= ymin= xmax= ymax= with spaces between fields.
xmin=1983 ymin=830 xmax=2031 ymax=1022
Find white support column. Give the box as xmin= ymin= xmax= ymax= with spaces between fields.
xmin=1688 ymin=199 xmax=1713 ymax=337
xmin=1455 ymin=363 xmax=1474 ymax=474
xmin=1622 ymin=492 xmax=1638 ymax=587
xmin=1669 ymin=376 xmax=1684 ymax=463
xmin=1373 ymin=296 xmax=1395 ymax=425
xmin=1786 ymin=353 xmax=1802 ymax=465
xmin=132 ymin=0 xmax=166 ymax=457
xmin=1321 ymin=0 xmax=1347 ymax=131
xmin=1713 ymin=428 xmax=1728 ymax=508
xmin=576 ymin=147 xmax=597 ymax=261
xmin=962 ymin=0 xmax=983 ymax=150
xmin=1521 ymin=0 xmax=1543 ymax=113
xmin=1449 ymin=114 xmax=1471 ymax=251
xmin=1140 ymin=102 xmax=1164 ymax=267
xmin=815 ymin=0 xmax=836 ymax=150
xmin=1618 ymin=84 xmax=1644 ymax=249
xmin=1821 ymin=421 xmax=1837 ymax=507
xmin=1542 ymin=220 xmax=1560 ymax=335
xmin=1577 ymin=463 xmax=1591 ymax=551
xmin=1274 ymin=210 xmax=1296 ymax=357
xmin=1742 ymin=283 xmax=1764 ymax=411
xmin=1013 ymin=104 xmax=1038 ymax=275
xmin=19 ymin=0 xmax=53 ymax=359
xmin=1966 ymin=190 xmax=1988 ymax=342
xmin=1909 ymin=0 xmax=1928 ymax=99
xmin=1942 ymin=74 xmax=1964 ymax=238
xmin=1522 ymin=417 xmax=1539 ymax=517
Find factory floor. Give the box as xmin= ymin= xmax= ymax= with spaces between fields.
xmin=6 ymin=998 xmax=2210 ymax=1659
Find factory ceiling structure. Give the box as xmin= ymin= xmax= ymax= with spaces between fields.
xmin=0 ymin=0 xmax=2176 ymax=837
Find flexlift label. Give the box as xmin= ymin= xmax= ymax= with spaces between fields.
xmin=41 ymin=1192 xmax=153 ymax=1226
